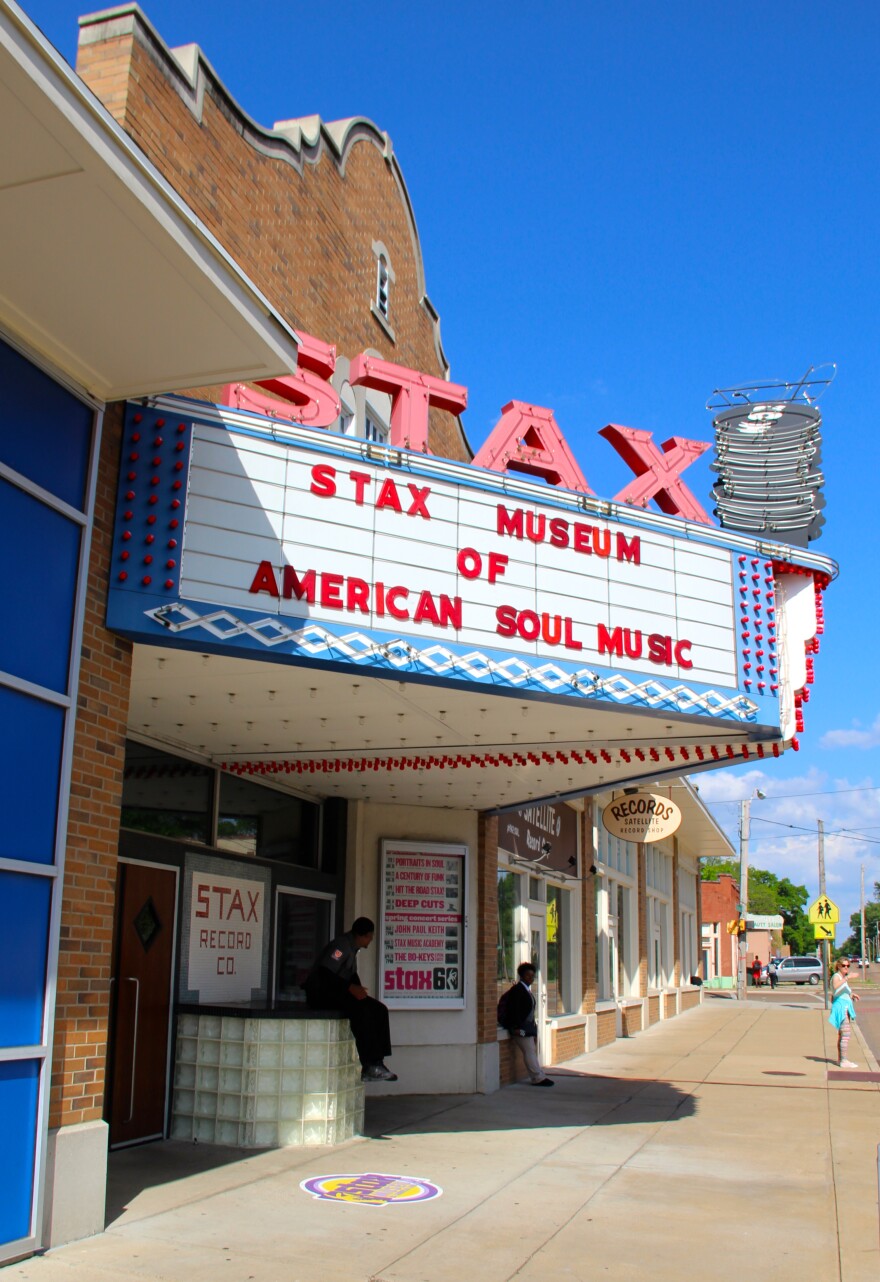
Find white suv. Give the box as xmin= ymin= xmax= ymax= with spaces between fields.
xmin=775 ymin=956 xmax=823 ymax=985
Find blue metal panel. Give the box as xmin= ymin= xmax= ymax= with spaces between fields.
xmin=0 ymin=1060 xmax=40 ymax=1247
xmin=0 ymin=477 xmax=81 ymax=693
xmin=0 ymin=337 xmax=92 ymax=510
xmin=0 ymin=872 xmax=51 ymax=1048
xmin=0 ymin=686 xmax=64 ymax=864
xmin=109 ymin=405 xmax=192 ymax=601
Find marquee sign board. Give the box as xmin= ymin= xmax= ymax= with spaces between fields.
xmin=601 ymin=793 xmax=682 ymax=843
xmin=104 ymin=401 xmax=824 ymax=732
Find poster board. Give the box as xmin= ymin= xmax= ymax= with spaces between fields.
xmin=379 ymin=840 xmax=467 ymax=1009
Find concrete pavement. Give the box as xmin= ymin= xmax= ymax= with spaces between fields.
xmin=8 ymin=994 xmax=880 ymax=1282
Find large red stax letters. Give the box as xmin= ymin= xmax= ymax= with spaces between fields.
xmin=348 ymin=353 xmax=468 ymax=453
xmin=470 ymin=401 xmax=593 ymax=493
xmin=223 ymin=332 xmax=340 ymax=427
xmin=220 ymin=332 xmax=713 ymax=524
xmin=599 ymin=424 xmax=710 ymax=522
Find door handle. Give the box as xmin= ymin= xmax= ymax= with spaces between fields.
xmin=124 ymin=977 xmax=140 ymax=1124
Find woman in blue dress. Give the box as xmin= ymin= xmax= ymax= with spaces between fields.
xmin=829 ymin=956 xmax=860 ymax=1068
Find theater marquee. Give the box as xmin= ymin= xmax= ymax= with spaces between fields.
xmin=105 ymin=402 xmax=796 ymax=731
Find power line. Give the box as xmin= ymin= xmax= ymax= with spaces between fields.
xmin=705 ymin=783 xmax=880 ymax=804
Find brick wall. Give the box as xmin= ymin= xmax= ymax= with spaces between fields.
xmin=596 ymin=1008 xmax=617 ymax=1046
xmin=621 ymin=1004 xmax=642 ymax=1037
xmin=499 ymin=1038 xmax=528 ymax=1085
xmin=671 ymin=839 xmax=681 ymax=988
xmin=681 ymin=989 xmax=701 ymax=1011
xmin=50 ymin=405 xmax=132 ymax=1127
xmin=551 ymin=1024 xmax=586 ymax=1064
xmin=477 ymin=814 xmax=499 ymax=1044
xmin=647 ymin=994 xmax=660 ymax=1026
xmin=701 ymin=874 xmax=740 ymax=978
xmin=76 ymin=9 xmax=470 ymax=463
xmin=580 ymin=803 xmax=597 ymax=1014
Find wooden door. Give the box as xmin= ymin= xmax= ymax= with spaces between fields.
xmin=107 ymin=862 xmax=176 ymax=1147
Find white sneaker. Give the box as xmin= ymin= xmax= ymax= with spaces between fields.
xmin=838 ymin=1059 xmax=859 ymax=1069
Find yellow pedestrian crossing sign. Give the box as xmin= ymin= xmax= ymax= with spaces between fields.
xmin=808 ymin=895 xmax=839 ymax=925
xmin=814 ymin=922 xmax=835 ymax=941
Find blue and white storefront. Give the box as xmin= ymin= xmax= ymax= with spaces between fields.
xmin=0 ymin=1 xmax=301 ymax=1259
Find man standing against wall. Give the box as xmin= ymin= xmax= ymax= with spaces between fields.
xmin=498 ymin=963 xmax=554 ymax=1086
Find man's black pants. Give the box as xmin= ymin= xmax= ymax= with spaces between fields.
xmin=305 ymin=979 xmax=392 ymax=1067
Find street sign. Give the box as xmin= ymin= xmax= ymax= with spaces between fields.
xmin=808 ymin=895 xmax=839 ymax=924
xmin=814 ymin=923 xmax=835 ymax=941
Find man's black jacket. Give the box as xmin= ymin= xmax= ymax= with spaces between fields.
xmin=499 ymin=981 xmax=538 ymax=1037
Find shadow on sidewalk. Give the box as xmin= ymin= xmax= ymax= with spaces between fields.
xmin=106 ymin=1141 xmax=251 ymax=1225
xmin=104 ymin=1074 xmax=697 ymax=1224
xmin=363 ymin=1071 xmax=697 ymax=1139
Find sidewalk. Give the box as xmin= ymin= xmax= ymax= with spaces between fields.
xmin=8 ymin=995 xmax=880 ymax=1282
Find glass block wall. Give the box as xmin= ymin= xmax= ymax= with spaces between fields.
xmin=171 ymin=1014 xmax=365 ymax=1147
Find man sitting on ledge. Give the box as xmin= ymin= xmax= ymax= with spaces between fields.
xmin=304 ymin=916 xmax=397 ymax=1083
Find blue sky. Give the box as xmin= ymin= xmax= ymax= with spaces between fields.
xmin=25 ymin=0 xmax=880 ymax=938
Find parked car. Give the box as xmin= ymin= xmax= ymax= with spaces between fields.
xmin=775 ymin=956 xmax=823 ymax=985
xmin=848 ymin=956 xmax=870 ymax=968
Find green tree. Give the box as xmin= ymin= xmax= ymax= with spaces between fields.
xmin=839 ymin=881 xmax=880 ymax=958
xmin=701 ymin=862 xmax=810 ymax=954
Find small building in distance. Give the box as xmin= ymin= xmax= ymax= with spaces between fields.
xmin=701 ymin=873 xmax=740 ymax=989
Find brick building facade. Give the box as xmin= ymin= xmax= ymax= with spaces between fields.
xmin=701 ymin=872 xmax=740 ymax=986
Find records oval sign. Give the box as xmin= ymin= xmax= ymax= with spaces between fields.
xmin=602 ymin=793 xmax=681 ymax=843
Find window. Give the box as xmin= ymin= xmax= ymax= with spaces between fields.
xmin=121 ymin=742 xmax=213 ymax=844
xmin=274 ymin=889 xmax=334 ymax=1003
xmin=616 ymin=883 xmax=629 ymax=997
xmin=217 ymin=772 xmax=320 ymax=866
xmin=364 ymin=414 xmax=389 ymax=445
xmin=679 ymin=868 xmax=697 ymax=984
xmin=371 ymin=240 xmax=396 ymax=339
xmin=545 ymin=884 xmax=569 ymax=1015
xmin=596 ymin=824 xmax=635 ymax=877
xmin=376 ymin=256 xmax=390 ymax=319
xmin=497 ymin=868 xmax=520 ymax=1000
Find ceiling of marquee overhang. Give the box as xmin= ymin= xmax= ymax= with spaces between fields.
xmin=128 ymin=643 xmax=778 ymax=813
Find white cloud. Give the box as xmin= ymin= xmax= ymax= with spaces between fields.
xmin=692 ymin=764 xmax=880 ymax=936
xmin=820 ymin=712 xmax=880 ymax=749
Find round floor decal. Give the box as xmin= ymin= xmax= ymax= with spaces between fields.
xmin=300 ymin=1172 xmax=442 ymax=1206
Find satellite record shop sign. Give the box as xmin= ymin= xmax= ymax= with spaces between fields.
xmin=601 ymin=793 xmax=682 ymax=843
xmin=105 ymin=404 xmax=778 ymax=728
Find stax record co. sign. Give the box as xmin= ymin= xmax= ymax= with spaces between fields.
xmin=601 ymin=793 xmax=682 ymax=844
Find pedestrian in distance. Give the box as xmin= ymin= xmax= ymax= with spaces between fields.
xmin=304 ymin=916 xmax=398 ymax=1082
xmin=768 ymin=957 xmax=778 ymax=989
xmin=829 ymin=956 xmax=860 ymax=1069
xmin=751 ymin=955 xmax=762 ymax=988
xmin=497 ymin=962 xmax=554 ymax=1086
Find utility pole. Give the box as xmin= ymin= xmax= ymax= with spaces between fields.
xmin=818 ymin=819 xmax=828 ymax=1009
xmin=737 ymin=799 xmax=750 ymax=1002
xmin=860 ymin=864 xmax=867 ymax=981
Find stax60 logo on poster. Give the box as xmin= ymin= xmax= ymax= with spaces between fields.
xmin=384 ymin=966 xmax=459 ymax=993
